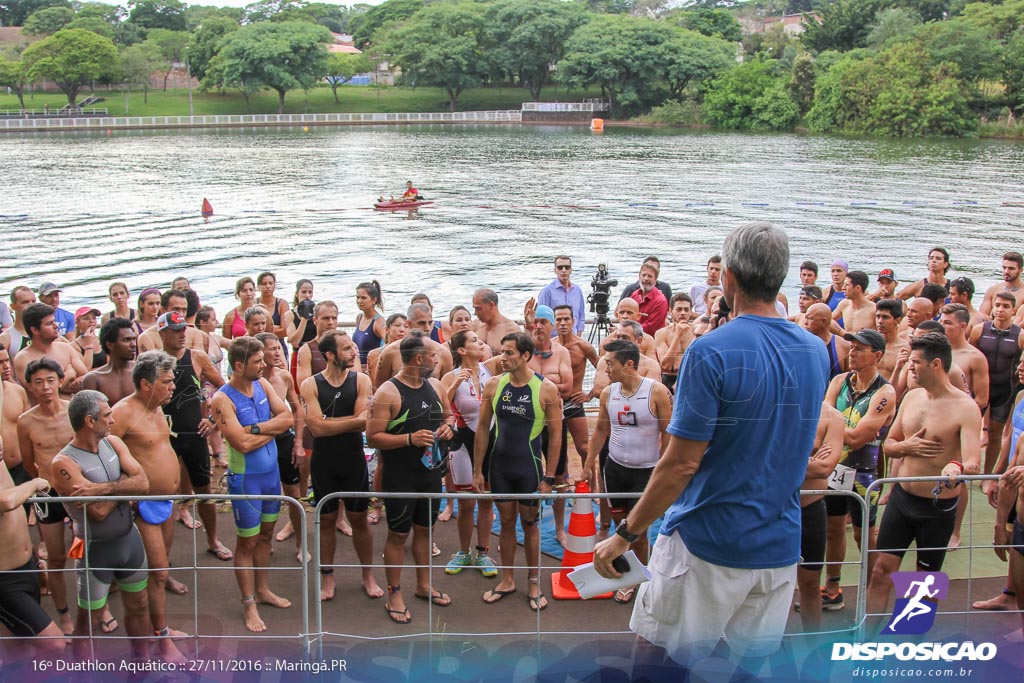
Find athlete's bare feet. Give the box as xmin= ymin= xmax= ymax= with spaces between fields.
xmin=256 ymin=589 xmax=291 ymax=609
xmin=178 ymin=507 xmax=201 ymax=530
xmin=155 ymin=638 xmax=188 ymax=665
xmin=166 ymin=576 xmax=189 ymax=595
xmin=296 ymin=548 xmax=310 ymax=564
xmin=243 ymin=603 xmax=267 ymax=633
xmin=320 ymin=575 xmax=335 ymax=602
xmin=972 ymin=591 xmax=1016 ymax=611
xmin=275 ymin=520 xmax=295 ymax=542
xmin=437 ymin=505 xmax=453 ymax=523
xmin=57 ymin=609 xmax=74 ymax=636
xmin=948 ymin=534 xmax=962 ymax=551
xmin=336 ymin=516 xmax=352 ymax=536
xmin=363 ymin=577 xmax=384 ymax=599
xmin=556 ymin=529 xmax=568 ymax=547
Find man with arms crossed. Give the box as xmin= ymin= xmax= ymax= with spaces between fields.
xmin=50 ymin=391 xmax=151 ymax=659
xmin=82 ymin=318 xmax=137 ymax=404
xmin=583 ymin=339 xmax=672 ymax=604
xmin=109 ymin=350 xmax=188 ymax=662
xmin=593 ymin=222 xmax=829 ymax=664
xmin=866 ymin=333 xmax=982 ymax=617
xmin=211 ymin=337 xmax=294 ymax=633
xmin=474 ymin=332 xmax=562 ymax=612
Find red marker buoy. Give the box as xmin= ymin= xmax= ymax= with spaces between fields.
xmin=201 ymin=198 xmax=213 ymax=216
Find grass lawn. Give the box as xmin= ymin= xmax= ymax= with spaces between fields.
xmin=0 ymin=84 xmax=604 ymax=117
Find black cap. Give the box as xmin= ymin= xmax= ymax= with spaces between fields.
xmin=843 ymin=329 xmax=886 ymax=352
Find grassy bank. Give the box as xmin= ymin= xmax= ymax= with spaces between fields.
xmin=0 ymin=84 xmax=602 ymax=117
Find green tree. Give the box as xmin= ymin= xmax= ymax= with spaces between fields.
xmin=664 ymin=29 xmax=737 ymax=98
xmin=22 ymin=28 xmax=119 ymax=106
xmin=703 ymin=58 xmax=798 ymax=130
xmin=144 ymin=28 xmax=188 ymax=90
xmin=381 ymin=2 xmax=488 ymax=112
xmin=788 ymin=51 xmax=815 ymax=114
xmin=187 ymin=15 xmax=239 ymax=83
xmin=114 ymin=21 xmax=148 ymax=46
xmin=350 ymin=0 xmax=423 ymax=49
xmin=673 ymin=9 xmax=742 ymax=42
xmin=128 ymin=0 xmax=188 ymax=32
xmin=77 ymin=2 xmax=124 ymax=24
xmin=866 ymin=8 xmax=921 ymax=48
xmin=484 ymin=0 xmax=586 ymax=100
xmin=184 ymin=4 xmax=244 ymax=30
xmin=23 ymin=6 xmax=74 ymax=35
xmin=121 ymin=42 xmax=161 ymax=104
xmin=957 ymin=0 xmax=1024 ymax=40
xmin=916 ymin=18 xmax=1002 ymax=85
xmin=324 ymin=51 xmax=371 ymax=102
xmin=801 ymin=0 xmax=892 ymax=53
xmin=1005 ymin=28 xmax=1024 ymax=115
xmin=557 ymin=14 xmax=679 ymax=117
xmin=205 ymin=20 xmax=331 ymax=113
xmin=0 ymin=0 xmax=69 ymax=27
xmin=65 ymin=17 xmax=116 ymax=40
xmin=0 ymin=57 xmax=30 ymax=109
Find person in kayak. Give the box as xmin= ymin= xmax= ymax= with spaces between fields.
xmin=403 ymin=181 xmax=421 ymax=201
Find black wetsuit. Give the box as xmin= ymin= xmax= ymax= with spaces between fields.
xmin=310 ymin=371 xmax=368 ymax=514
xmin=164 ymin=349 xmax=210 ymax=488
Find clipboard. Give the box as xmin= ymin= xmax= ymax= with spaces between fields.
xmin=567 ymin=551 xmax=651 ymax=600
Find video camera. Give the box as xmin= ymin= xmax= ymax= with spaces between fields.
xmin=588 ymin=263 xmax=618 ymax=325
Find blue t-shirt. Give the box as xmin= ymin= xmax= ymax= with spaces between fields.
xmin=53 ymin=307 xmax=75 ymax=337
xmin=219 ymin=381 xmax=278 ymax=475
xmin=663 ymin=315 xmax=828 ymax=569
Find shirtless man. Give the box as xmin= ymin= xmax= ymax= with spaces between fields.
xmin=0 ymin=458 xmax=63 ymax=654
xmin=947 ymin=277 xmax=987 ymax=332
xmin=867 ymin=268 xmax=898 ymax=303
xmin=0 ymin=286 xmax=37 ymax=362
xmin=472 ymin=288 xmax=521 ymax=354
xmin=82 ymin=317 xmax=137 ymax=404
xmin=899 ymin=297 xmax=935 ymax=340
xmin=788 ymin=286 xmax=822 ymax=327
xmin=17 ymin=358 xmax=76 ymax=636
xmin=109 ymin=350 xmax=188 ymax=663
xmin=655 ymin=293 xmax=695 ymax=392
xmin=893 ymin=322 xmax=971 ymax=402
xmin=524 ymin=304 xmax=573 ymax=544
xmin=254 ymin=333 xmax=306 ymax=562
xmin=867 ymin=332 xmax=981 ymax=617
xmin=795 ymin=403 xmax=844 ymax=631
xmin=376 ymin=304 xmax=452 ymax=386
xmin=804 ymin=303 xmax=850 ymax=382
xmin=591 ymin=322 xmax=661 ymax=401
xmin=1 ymin=345 xmax=30 ymax=484
xmin=137 ymin=289 xmax=210 ymax=355
xmin=604 ymin=298 xmax=656 ymax=358
xmin=981 ymin=252 xmax=1024 ymax=318
xmin=875 ymin=299 xmax=907 ymax=381
xmin=831 ymin=271 xmax=877 ymax=334
xmin=940 ymin=304 xmax=989 ymax=414
xmin=897 ymin=247 xmax=952 ymax=301
xmin=13 ymin=303 xmax=86 ymax=396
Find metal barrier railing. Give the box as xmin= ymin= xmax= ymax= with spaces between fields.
xmin=10 ymin=493 xmax=309 ymax=659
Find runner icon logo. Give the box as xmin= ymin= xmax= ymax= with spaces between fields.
xmin=885 ymin=571 xmax=948 ymax=635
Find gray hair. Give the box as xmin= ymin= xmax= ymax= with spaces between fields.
xmin=68 ymin=390 xmax=108 ymax=431
xmin=407 ymin=302 xmax=432 ymax=320
xmin=721 ymin=222 xmax=789 ymax=303
xmin=474 ymin=288 xmax=499 ymax=306
xmin=133 ymin=350 xmax=176 ymax=389
xmin=244 ymin=305 xmax=269 ymax=323
xmin=619 ymin=320 xmax=644 ymax=341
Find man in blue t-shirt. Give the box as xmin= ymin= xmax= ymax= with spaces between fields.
xmin=594 ymin=222 xmax=828 ymax=665
xmin=38 ymin=282 xmax=75 ymax=339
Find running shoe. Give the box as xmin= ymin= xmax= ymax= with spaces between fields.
xmin=445 ymin=551 xmax=471 ymax=575
xmin=821 ymin=587 xmax=845 ymax=611
xmin=473 ymin=552 xmax=498 ymax=578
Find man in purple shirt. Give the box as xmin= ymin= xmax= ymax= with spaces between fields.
xmin=537 ymin=255 xmax=585 ymax=335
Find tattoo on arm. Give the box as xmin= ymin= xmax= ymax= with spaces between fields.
xmin=59 ymin=469 xmax=71 ymax=481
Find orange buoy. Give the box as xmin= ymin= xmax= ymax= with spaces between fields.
xmin=201 ymin=198 xmax=213 ymax=216
xmin=590 ymin=118 xmax=604 ymax=131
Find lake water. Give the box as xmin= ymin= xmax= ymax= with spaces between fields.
xmin=2 ymin=125 xmax=1023 ymax=319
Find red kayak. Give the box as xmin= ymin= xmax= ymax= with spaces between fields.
xmin=374 ymin=200 xmax=434 ymax=210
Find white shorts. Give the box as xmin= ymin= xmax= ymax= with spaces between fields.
xmin=630 ymin=532 xmax=796 ymax=664
xmin=448 ymin=445 xmax=474 ymax=490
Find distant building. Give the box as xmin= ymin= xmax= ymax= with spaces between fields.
xmin=738 ymin=13 xmax=821 ymax=37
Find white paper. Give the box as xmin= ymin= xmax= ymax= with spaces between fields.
xmin=567 ymin=550 xmax=652 ymax=599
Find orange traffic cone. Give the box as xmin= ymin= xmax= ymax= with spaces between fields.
xmin=551 ymin=480 xmax=612 ymax=600
xmin=201 ymin=198 xmax=213 ymax=216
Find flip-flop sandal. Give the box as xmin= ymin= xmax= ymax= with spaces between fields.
xmin=528 ymin=593 xmax=548 ymax=611
xmin=100 ymin=617 xmax=119 ymax=634
xmin=431 ymin=543 xmax=441 ymax=557
xmin=385 ymin=604 xmax=412 ymax=624
xmin=206 ymin=545 xmax=233 ymax=561
xmin=482 ymin=588 xmax=516 ymax=604
xmin=415 ymin=591 xmax=451 ymax=607
xmin=614 ymin=587 xmax=636 ymax=604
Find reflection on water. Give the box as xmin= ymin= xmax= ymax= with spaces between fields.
xmin=1 ymin=125 xmax=1022 ymax=317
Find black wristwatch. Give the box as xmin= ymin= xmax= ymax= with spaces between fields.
xmin=249 ymin=424 xmax=261 ymax=435
xmin=542 ymin=475 xmax=556 ymax=486
xmin=616 ymin=519 xmax=640 ymax=544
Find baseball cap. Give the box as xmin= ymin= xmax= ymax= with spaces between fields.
xmin=843 ymin=329 xmax=886 ymax=352
xmin=877 ymin=268 xmax=897 ymax=282
xmin=534 ymin=305 xmax=556 ymax=325
xmin=74 ymin=306 xmax=101 ymax=319
xmin=39 ymin=282 xmax=62 ymax=296
xmin=831 ymin=259 xmax=849 ymax=272
xmin=157 ymin=311 xmax=187 ymax=331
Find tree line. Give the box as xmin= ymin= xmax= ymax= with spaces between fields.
xmin=1 ymin=0 xmax=1021 ymax=135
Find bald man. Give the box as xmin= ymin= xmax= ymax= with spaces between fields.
xmin=899 ymin=297 xmax=935 ymax=340
xmin=804 ymin=303 xmax=850 ymax=382
xmin=604 ymin=299 xmax=656 ymax=359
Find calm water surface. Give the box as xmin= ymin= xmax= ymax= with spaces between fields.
xmin=2 ymin=125 xmax=1022 ymax=317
